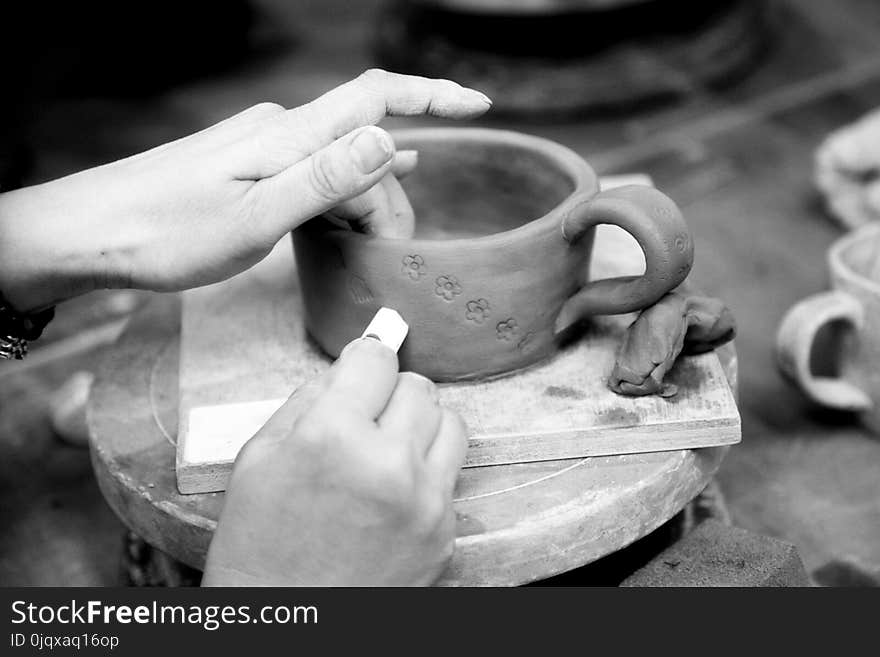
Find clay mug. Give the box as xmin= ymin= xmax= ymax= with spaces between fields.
xmin=777 ymin=222 xmax=880 ymax=433
xmin=293 ymin=128 xmax=693 ymax=381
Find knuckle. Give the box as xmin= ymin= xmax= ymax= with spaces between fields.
xmin=398 ymin=371 xmax=436 ymax=394
xmin=395 ymin=374 xmax=440 ymax=421
xmin=287 ymin=105 xmax=326 ymax=149
xmin=247 ymin=101 xmax=285 ymax=118
xmin=246 ymin=129 xmax=288 ymax=173
xmin=307 ymin=153 xmax=345 ymax=202
xmin=291 ymin=410 xmax=336 ymax=452
xmin=352 ymin=69 xmax=393 ymax=123
xmin=397 ymin=374 xmax=434 ymax=405
xmin=291 ymin=402 xmax=371 ymax=466
xmin=358 ymin=68 xmax=390 ymax=89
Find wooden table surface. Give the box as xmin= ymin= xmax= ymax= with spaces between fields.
xmin=3 ymin=0 xmax=880 ymax=585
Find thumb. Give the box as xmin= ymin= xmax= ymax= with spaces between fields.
xmin=254 ymin=125 xmax=397 ymax=236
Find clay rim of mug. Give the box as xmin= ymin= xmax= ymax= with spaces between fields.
xmin=828 ymin=221 xmax=880 ymax=297
xmin=318 ymin=127 xmax=599 ymax=247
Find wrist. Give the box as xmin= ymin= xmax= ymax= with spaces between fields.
xmin=0 ymin=179 xmax=108 ymax=312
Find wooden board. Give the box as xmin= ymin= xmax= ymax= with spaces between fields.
xmin=176 ymin=225 xmax=740 ymax=494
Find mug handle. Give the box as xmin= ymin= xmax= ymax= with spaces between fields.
xmin=555 ymin=184 xmax=694 ymax=332
xmin=775 ymin=290 xmax=872 ymax=410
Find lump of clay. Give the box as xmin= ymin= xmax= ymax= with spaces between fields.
xmin=609 ymin=287 xmax=736 ymax=397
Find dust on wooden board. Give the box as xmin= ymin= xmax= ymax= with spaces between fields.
xmin=597 ymin=407 xmax=643 ymax=426
xmin=543 ymin=385 xmax=587 ymax=400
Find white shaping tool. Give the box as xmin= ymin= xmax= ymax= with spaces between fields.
xmin=361 ymin=307 xmax=409 ymax=351
xmin=178 ymin=307 xmax=409 ymax=493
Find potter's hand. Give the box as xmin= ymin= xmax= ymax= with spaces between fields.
xmin=0 ymin=70 xmax=491 ymax=312
xmin=815 ymin=108 xmax=880 ymax=229
xmin=202 ymin=337 xmax=468 ymax=586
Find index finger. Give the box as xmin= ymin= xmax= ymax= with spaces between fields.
xmin=292 ymin=69 xmax=492 ymax=149
xmin=322 ymin=336 xmax=400 ymax=420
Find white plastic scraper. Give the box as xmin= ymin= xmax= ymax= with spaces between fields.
xmin=361 ymin=307 xmax=409 ymax=351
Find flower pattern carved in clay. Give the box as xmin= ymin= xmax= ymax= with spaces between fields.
xmin=401 ymin=255 xmax=426 ymax=281
xmin=435 ymin=275 xmax=462 ymax=301
xmin=496 ymin=318 xmax=519 ymax=341
xmin=516 ymin=331 xmax=536 ymax=351
xmin=465 ymin=299 xmax=491 ymax=324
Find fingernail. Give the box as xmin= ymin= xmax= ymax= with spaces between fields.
xmin=469 ymin=90 xmax=492 ymax=106
xmin=340 ymin=336 xmax=384 ymax=359
xmin=351 ymin=127 xmax=394 ymax=173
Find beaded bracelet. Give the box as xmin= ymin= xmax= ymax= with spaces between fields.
xmin=0 ymin=292 xmax=55 ymax=359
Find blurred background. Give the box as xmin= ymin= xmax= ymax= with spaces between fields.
xmin=2 ymin=0 xmax=880 ymax=586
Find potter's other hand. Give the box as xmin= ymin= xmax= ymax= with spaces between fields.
xmin=0 ymin=70 xmax=491 ymax=313
xmin=203 ymin=337 xmax=468 ymax=586
xmin=815 ymin=108 xmax=880 ymax=230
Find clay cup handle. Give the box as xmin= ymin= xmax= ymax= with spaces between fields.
xmin=556 ymin=185 xmax=694 ymax=331
xmin=776 ymin=290 xmax=872 ymax=411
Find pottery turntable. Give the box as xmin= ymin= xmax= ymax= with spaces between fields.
xmin=89 ymin=130 xmax=741 ymax=585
